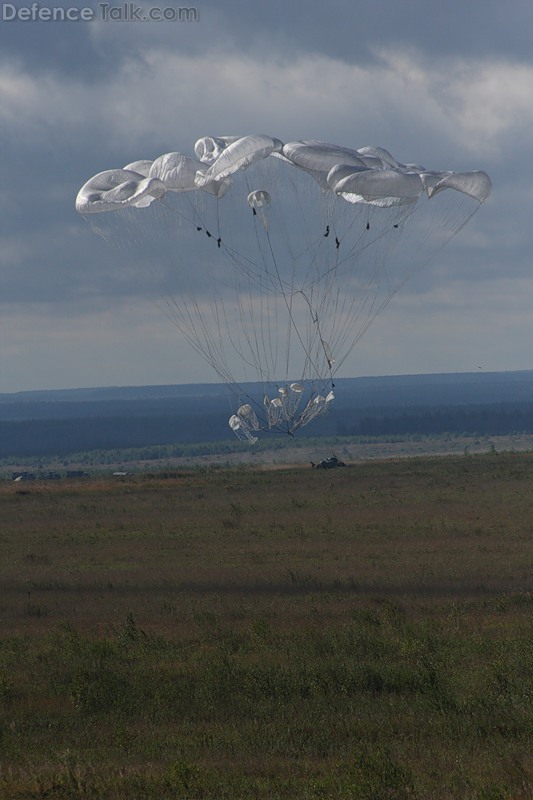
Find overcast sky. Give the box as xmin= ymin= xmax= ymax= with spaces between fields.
xmin=1 ymin=0 xmax=532 ymax=393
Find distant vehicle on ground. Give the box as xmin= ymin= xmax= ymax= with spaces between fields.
xmin=310 ymin=456 xmax=346 ymax=469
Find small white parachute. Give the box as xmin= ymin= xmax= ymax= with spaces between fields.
xmin=229 ymin=412 xmax=258 ymax=444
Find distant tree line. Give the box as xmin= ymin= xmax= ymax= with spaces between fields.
xmin=2 ymin=403 xmax=533 ymax=460
xmin=0 ymin=413 xmax=228 ymax=458
xmin=338 ymin=404 xmax=533 ymax=438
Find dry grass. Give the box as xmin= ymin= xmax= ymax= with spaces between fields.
xmin=0 ymin=452 xmax=532 ymax=798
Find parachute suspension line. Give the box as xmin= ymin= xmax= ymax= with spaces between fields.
xmin=270 ymin=212 xmax=295 ymax=383
xmin=186 ymin=303 xmax=234 ymax=386
xmin=163 ymin=184 xmax=298 ymax=390
xmin=244 ymin=178 xmax=280 ymax=383
xmin=127 ymin=202 xmax=229 ymax=368
xmin=332 ymin=290 xmax=374 ymax=373
xmin=279 ymin=196 xmax=333 ymax=379
xmin=261 ymin=249 xmax=319 ymax=402
xmin=219 ymin=293 xmax=263 ymax=376
xmin=215 ymin=197 xmax=225 ymax=250
xmin=434 ymin=194 xmax=484 ymax=241
xmin=330 ymin=293 xmax=381 ymax=374
xmin=217 ymin=241 xmax=275 ymax=292
xmin=237 ymin=282 xmax=276 ymax=385
xmin=299 ymin=217 xmax=368 ymax=296
xmin=304 ymin=203 xmax=387 ymax=377
xmin=343 ymin=201 xmax=481 ymax=380
xmin=295 ymin=199 xmax=345 ymax=380
xmin=354 ymin=193 xmax=486 ymax=328
xmin=313 ymin=202 xmax=406 ymax=292
xmin=216 ymin=209 xmax=272 ymax=394
xmin=162 ymin=297 xmax=234 ymax=386
xmin=154 ymin=196 xmax=279 ymax=389
xmin=263 ymin=227 xmax=324 ymax=384
xmin=330 ymin=232 xmax=397 ymax=374
xmin=380 ymin=196 xmax=484 ymax=309
xmin=76 ymin=136 xmax=490 ymax=442
xmin=270 ymin=176 xmax=298 ymax=384
xmin=300 ymin=221 xmax=400 ymax=376
xmin=219 ymin=174 xmax=287 ymax=296
xmin=298 ymin=289 xmax=335 ymax=378
xmin=285 ymin=266 xmax=296 ymax=383
xmin=325 ymin=247 xmax=356 ymax=370
xmin=325 ymin=198 xmax=453 ymax=375
xmin=160 ymin=193 xmax=206 ymax=234
xmin=299 ymin=219 xmax=332 ymax=292
xmin=159 ymin=193 xmax=227 ymax=263
xmin=217 ymin=196 xmax=266 ymax=382
xmin=83 ymin=215 xmax=111 ymax=245
xmin=343 ymin=209 xmax=422 ymax=368
xmin=317 ymin=205 xmax=346 ymax=358
xmin=163 ymin=293 xmax=267 ymax=424
xmin=264 ymin=226 xmax=295 ymax=380
xmin=256 ymin=171 xmax=315 ymax=385
xmin=215 ymin=258 xmax=276 ymax=395
xmin=212 ymin=180 xmax=278 ymax=394
xmin=266 ymin=231 xmax=295 ymax=382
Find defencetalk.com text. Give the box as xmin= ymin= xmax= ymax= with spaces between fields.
xmin=1 ymin=3 xmax=199 ymax=22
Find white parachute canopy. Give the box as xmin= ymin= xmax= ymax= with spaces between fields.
xmin=75 ymin=169 xmax=166 ymax=213
xmin=76 ymin=134 xmax=491 ymax=440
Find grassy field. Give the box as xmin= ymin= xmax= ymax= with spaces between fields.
xmin=0 ymin=452 xmax=532 ymax=799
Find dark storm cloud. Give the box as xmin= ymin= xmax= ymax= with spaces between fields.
xmin=89 ymin=0 xmax=533 ymax=67
xmin=0 ymin=0 xmax=532 ymax=390
xmin=5 ymin=0 xmax=526 ymax=83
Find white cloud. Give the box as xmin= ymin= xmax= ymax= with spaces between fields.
xmin=347 ymin=275 xmax=533 ymax=377
xmin=438 ymin=60 xmax=533 ymax=154
xmin=0 ymin=236 xmax=34 ymax=267
xmin=0 ymin=67 xmax=37 ymax=121
xmin=4 ymin=45 xmax=529 ymax=161
xmin=0 ymin=298 xmax=206 ymax=392
xmin=1 ymin=28 xmax=531 ymax=392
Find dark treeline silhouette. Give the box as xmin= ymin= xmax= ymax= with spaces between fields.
xmin=3 ymin=372 xmax=533 ymax=459
xmin=0 ymin=413 xmax=228 ymax=458
xmin=2 ymin=402 xmax=533 ymax=459
xmin=340 ymin=404 xmax=533 ymax=438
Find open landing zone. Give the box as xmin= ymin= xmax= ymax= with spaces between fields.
xmin=1 ymin=452 xmax=532 ymax=798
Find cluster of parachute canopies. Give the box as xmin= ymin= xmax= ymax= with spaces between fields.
xmin=228 ymin=383 xmax=336 ymax=444
xmin=76 ymin=133 xmax=491 ymax=214
xmin=76 ymin=134 xmax=491 ymax=442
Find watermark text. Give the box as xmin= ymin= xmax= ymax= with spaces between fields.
xmin=1 ymin=3 xmax=199 ymax=22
